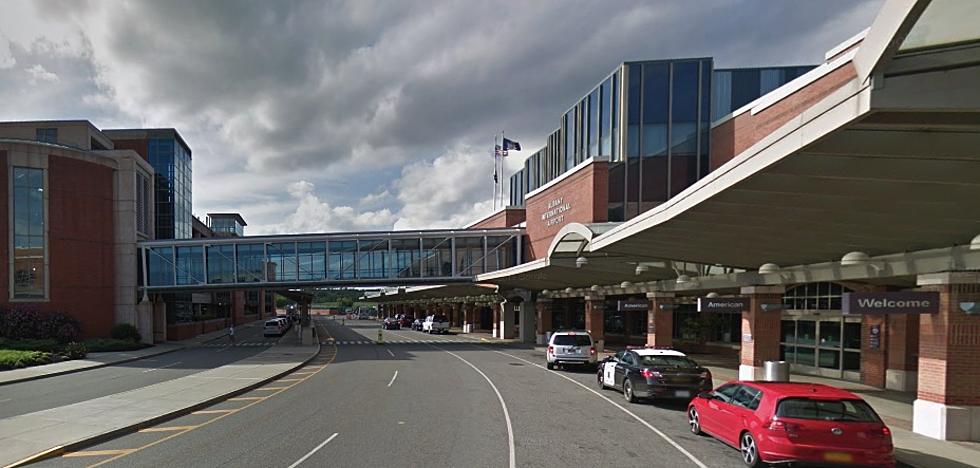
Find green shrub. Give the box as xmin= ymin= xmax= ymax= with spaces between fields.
xmin=0 ymin=338 xmax=62 ymax=353
xmin=0 ymin=306 xmax=81 ymax=342
xmin=84 ymin=338 xmax=151 ymax=353
xmin=0 ymin=349 xmax=52 ymax=370
xmin=109 ymin=323 xmax=141 ymax=343
xmin=62 ymin=341 xmax=87 ymax=359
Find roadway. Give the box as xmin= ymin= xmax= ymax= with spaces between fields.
xmin=0 ymin=323 xmax=276 ymax=420
xmin=36 ymin=318 xmax=747 ymax=468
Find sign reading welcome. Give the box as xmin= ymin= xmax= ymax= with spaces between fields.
xmin=842 ymin=291 xmax=939 ymax=315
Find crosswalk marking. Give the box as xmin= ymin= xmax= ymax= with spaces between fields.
xmin=200 ymin=341 xmax=278 ymax=348
xmin=319 ymin=338 xmax=480 ymax=345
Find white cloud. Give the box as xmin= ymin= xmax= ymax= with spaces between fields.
xmin=25 ymin=63 xmax=59 ymax=85
xmin=0 ymin=36 xmax=14 ymax=69
xmin=258 ymin=180 xmax=399 ymax=234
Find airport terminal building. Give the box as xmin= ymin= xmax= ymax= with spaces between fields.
xmin=376 ymin=1 xmax=980 ymax=442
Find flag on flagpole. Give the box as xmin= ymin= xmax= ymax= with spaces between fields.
xmin=502 ymin=137 xmax=521 ymax=152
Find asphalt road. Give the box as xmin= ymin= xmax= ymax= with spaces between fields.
xmin=0 ymin=324 xmax=276 ymax=419
xmin=37 ymin=318 xmax=750 ymax=468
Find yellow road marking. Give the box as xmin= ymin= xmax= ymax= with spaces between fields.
xmin=291 ymin=371 xmax=316 ymax=375
xmin=138 ymin=426 xmax=199 ymax=433
xmin=87 ymin=324 xmax=339 ymax=468
xmin=64 ymin=449 xmax=134 ymax=458
xmin=228 ymin=396 xmax=266 ymax=401
xmin=278 ymin=378 xmax=303 ymax=382
xmin=254 ymin=386 xmax=289 ymax=391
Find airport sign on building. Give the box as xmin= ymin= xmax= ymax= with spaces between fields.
xmin=842 ymin=292 xmax=940 ymax=315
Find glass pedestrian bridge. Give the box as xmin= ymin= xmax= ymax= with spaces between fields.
xmin=139 ymin=228 xmax=523 ymax=292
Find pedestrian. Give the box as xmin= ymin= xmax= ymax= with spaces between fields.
xmin=228 ymin=324 xmax=235 ymax=344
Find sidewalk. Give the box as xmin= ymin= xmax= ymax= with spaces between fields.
xmin=0 ymin=338 xmax=318 ymax=467
xmin=0 ymin=344 xmax=184 ymax=386
xmin=688 ymin=353 xmax=980 ymax=468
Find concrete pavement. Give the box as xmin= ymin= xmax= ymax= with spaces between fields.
xmin=0 ymin=330 xmax=318 ymax=467
xmin=0 ymin=344 xmax=184 ymax=386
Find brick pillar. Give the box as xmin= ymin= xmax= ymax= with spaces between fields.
xmin=646 ymin=292 xmax=674 ymax=348
xmin=739 ymin=286 xmax=785 ymax=381
xmin=887 ymin=313 xmax=919 ymax=391
xmin=499 ymin=300 xmax=516 ymax=339
xmin=451 ymin=303 xmax=461 ymax=328
xmin=536 ymin=299 xmax=552 ymax=345
xmin=584 ymin=295 xmax=605 ymax=352
xmin=914 ymin=272 xmax=980 ymax=441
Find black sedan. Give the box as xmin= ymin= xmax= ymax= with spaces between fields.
xmin=597 ymin=349 xmax=713 ymax=403
xmin=382 ymin=317 xmax=401 ymax=330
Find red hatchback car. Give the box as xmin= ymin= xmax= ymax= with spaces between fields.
xmin=687 ymin=381 xmax=894 ymax=467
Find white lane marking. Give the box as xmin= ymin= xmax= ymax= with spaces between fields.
xmin=142 ymin=361 xmax=182 ymax=373
xmin=433 ymin=345 xmax=516 ymax=468
xmin=286 ymin=432 xmax=339 ymax=468
xmin=386 ymin=348 xmax=395 ymax=358
xmin=492 ymin=350 xmax=708 ymax=468
xmin=0 ymin=398 xmax=11 ymax=403
xmin=387 ymin=370 xmax=399 ymax=388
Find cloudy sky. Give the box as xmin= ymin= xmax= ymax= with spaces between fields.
xmin=0 ymin=0 xmax=883 ymax=234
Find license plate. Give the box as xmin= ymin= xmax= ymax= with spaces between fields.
xmin=823 ymin=452 xmax=852 ymax=463
xmin=572 ymin=347 xmax=581 ymax=354
xmin=674 ymin=390 xmax=691 ymax=398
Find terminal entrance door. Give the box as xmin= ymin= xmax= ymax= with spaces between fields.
xmin=780 ymin=313 xmax=862 ymax=381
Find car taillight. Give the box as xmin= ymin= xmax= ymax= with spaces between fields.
xmin=768 ymin=419 xmax=801 ymax=438
xmin=547 ymin=346 xmax=553 ymax=354
xmin=589 ymin=347 xmax=596 ymax=355
xmin=640 ymin=369 xmax=662 ymax=380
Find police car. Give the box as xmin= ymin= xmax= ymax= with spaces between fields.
xmin=597 ymin=348 xmax=713 ymax=403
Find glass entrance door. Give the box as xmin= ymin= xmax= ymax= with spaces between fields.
xmin=781 ymin=314 xmax=862 ymax=380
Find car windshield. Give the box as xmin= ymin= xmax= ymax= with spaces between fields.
xmin=638 ymin=356 xmax=698 ymax=368
xmin=552 ymin=335 xmax=591 ymax=346
xmin=776 ymin=398 xmax=881 ymax=422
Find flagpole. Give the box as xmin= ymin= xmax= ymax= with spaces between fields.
xmin=500 ymin=130 xmax=505 ymax=208
xmin=492 ymin=133 xmax=498 ymax=211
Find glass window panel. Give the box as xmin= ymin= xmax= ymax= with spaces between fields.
xmin=781 ymin=345 xmax=796 ymax=363
xmin=843 ymin=351 xmax=861 ymax=371
xmin=329 ymin=240 xmax=357 ymax=280
xmin=236 ymin=243 xmax=265 ymax=283
xmin=843 ymin=322 xmax=861 ymax=349
xmin=611 ymin=71 xmax=619 ymax=162
xmin=564 ymin=111 xmax=575 ymax=171
xmin=175 ymin=246 xmax=204 ymax=285
xmin=589 ymin=88 xmax=599 ymax=158
xmin=604 ymin=310 xmax=625 ymax=335
xmin=148 ymin=246 xmax=175 ymax=286
xmin=795 ymin=346 xmax=816 ymax=367
xmin=641 ymin=62 xmax=669 ymax=157
xmin=485 ymin=236 xmax=516 ymax=272
xmin=392 ymin=238 xmax=421 ymax=278
xmin=818 ymin=349 xmax=840 ymax=369
xmin=456 ymin=237 xmax=484 ymax=276
xmin=12 ymin=167 xmax=46 ymax=298
xmin=627 ymin=64 xmax=641 ymax=159
xmin=267 ymin=242 xmax=297 ymax=282
xmin=297 ymin=242 xmax=326 ymax=280
xmin=711 ymin=70 xmax=732 ymax=121
xmin=819 ymin=321 xmax=841 ymax=348
xmin=600 ymin=77 xmax=611 ymax=156
xmin=730 ymin=69 xmax=762 ymax=111
xmin=206 ymin=245 xmax=235 ymax=284
xmin=781 ymin=320 xmax=796 ymax=343
xmin=422 ymin=238 xmax=452 ymax=277
xmin=797 ymin=320 xmax=816 ymax=345
xmin=357 ymin=239 xmax=388 ymax=279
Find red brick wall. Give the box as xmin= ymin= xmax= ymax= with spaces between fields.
xmin=109 ymin=139 xmax=148 ymax=161
xmin=710 ymin=63 xmax=857 ymax=170
xmin=523 ymin=160 xmax=608 ymax=260
xmin=917 ymin=283 xmax=980 ymax=405
xmin=740 ymin=292 xmax=783 ymax=367
xmin=862 ymin=314 xmax=887 ymax=388
xmin=0 ymin=152 xmax=7 ymax=304
xmin=888 ymin=314 xmax=919 ymax=371
xmin=469 ymin=208 xmax=526 ymax=229
xmin=0 ymin=154 xmax=116 ymax=338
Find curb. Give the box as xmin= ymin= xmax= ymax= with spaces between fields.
xmin=0 ymin=345 xmax=186 ymax=387
xmin=6 ymin=336 xmax=322 ymax=468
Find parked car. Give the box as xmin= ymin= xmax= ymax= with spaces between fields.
xmin=264 ymin=319 xmax=284 ymax=337
xmin=382 ymin=317 xmax=401 ymax=330
xmin=422 ymin=314 xmax=450 ymax=334
xmin=687 ymin=381 xmax=895 ymax=467
xmin=398 ymin=315 xmax=414 ymax=328
xmin=411 ymin=317 xmax=425 ymax=331
xmin=545 ymin=331 xmax=597 ymax=370
xmin=597 ymin=349 xmax=712 ymax=402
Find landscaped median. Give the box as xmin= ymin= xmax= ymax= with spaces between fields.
xmin=0 ymin=340 xmax=320 ymax=467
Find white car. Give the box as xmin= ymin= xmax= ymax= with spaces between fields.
xmin=263 ymin=319 xmax=284 ymax=337
xmin=545 ymin=331 xmax=597 ymax=370
xmin=422 ymin=314 xmax=450 ymax=334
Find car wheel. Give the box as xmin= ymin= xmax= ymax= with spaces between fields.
xmin=740 ymin=432 xmax=762 ymax=467
xmin=597 ymin=372 xmax=605 ymax=389
xmin=688 ymin=407 xmax=702 ymax=436
xmin=623 ymin=379 xmax=637 ymax=403
xmin=546 ymin=362 xmax=555 ymax=370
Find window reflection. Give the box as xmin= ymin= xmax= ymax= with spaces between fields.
xmin=12 ymin=167 xmax=45 ymax=297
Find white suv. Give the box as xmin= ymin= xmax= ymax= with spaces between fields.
xmin=546 ymin=331 xmax=597 ymax=370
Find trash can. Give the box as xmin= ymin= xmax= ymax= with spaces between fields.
xmin=763 ymin=361 xmax=790 ymax=382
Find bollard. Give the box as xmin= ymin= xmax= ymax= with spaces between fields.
xmin=377 ymin=329 xmax=384 ymax=344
